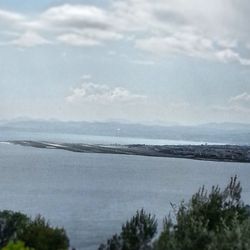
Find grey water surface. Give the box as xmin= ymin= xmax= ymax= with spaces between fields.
xmin=0 ymin=142 xmax=250 ymax=249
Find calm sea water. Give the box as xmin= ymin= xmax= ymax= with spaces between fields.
xmin=0 ymin=136 xmax=249 ymax=249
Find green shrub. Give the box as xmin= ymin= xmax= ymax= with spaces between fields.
xmin=99 ymin=209 xmax=157 ymax=250
xmin=0 ymin=211 xmax=30 ymax=247
xmin=2 ymin=241 xmax=32 ymax=250
xmin=18 ymin=215 xmax=69 ymax=250
xmin=100 ymin=176 xmax=250 ymax=250
xmin=155 ymin=176 xmax=250 ymax=250
xmin=0 ymin=211 xmax=69 ymax=250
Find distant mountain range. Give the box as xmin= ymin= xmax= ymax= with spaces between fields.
xmin=1 ymin=119 xmax=250 ymax=145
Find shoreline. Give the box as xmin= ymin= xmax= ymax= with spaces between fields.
xmin=7 ymin=140 xmax=250 ymax=163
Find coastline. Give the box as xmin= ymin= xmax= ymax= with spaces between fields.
xmin=8 ymin=140 xmax=250 ymax=163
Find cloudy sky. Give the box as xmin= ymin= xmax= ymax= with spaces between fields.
xmin=1 ymin=0 xmax=250 ymax=125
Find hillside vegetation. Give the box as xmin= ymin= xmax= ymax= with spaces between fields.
xmin=99 ymin=176 xmax=250 ymax=250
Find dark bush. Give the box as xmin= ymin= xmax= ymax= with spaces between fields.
xmin=99 ymin=209 xmax=157 ymax=250
xmin=0 ymin=211 xmax=29 ymax=247
xmin=100 ymin=176 xmax=250 ymax=250
xmin=0 ymin=211 xmax=69 ymax=250
xmin=18 ymin=215 xmax=69 ymax=250
xmin=155 ymin=176 xmax=250 ymax=250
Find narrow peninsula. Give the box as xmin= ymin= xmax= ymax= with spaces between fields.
xmin=8 ymin=140 xmax=250 ymax=163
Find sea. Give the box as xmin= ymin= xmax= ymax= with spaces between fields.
xmin=0 ymin=131 xmax=250 ymax=250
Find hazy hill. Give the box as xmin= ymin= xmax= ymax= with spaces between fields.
xmin=1 ymin=119 xmax=250 ymax=145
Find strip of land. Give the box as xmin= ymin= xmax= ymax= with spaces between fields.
xmin=9 ymin=140 xmax=250 ymax=163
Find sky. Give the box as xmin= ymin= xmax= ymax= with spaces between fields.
xmin=1 ymin=0 xmax=250 ymax=125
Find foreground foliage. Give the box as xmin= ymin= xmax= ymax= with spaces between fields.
xmin=100 ymin=176 xmax=250 ymax=250
xmin=99 ymin=209 xmax=157 ymax=250
xmin=0 ymin=211 xmax=69 ymax=250
xmin=2 ymin=241 xmax=32 ymax=250
xmin=0 ymin=176 xmax=249 ymax=250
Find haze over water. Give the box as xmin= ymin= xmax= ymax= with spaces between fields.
xmin=0 ymin=130 xmax=224 ymax=146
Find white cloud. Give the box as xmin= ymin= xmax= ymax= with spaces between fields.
xmin=114 ymin=0 xmax=250 ymax=65
xmin=135 ymin=33 xmax=214 ymax=59
xmin=135 ymin=35 xmax=250 ymax=66
xmin=211 ymin=92 xmax=250 ymax=121
xmin=66 ymin=81 xmax=146 ymax=104
xmin=39 ymin=4 xmax=122 ymax=46
xmin=0 ymin=0 xmax=250 ymax=66
xmin=229 ymin=92 xmax=250 ymax=106
xmin=10 ymin=31 xmax=51 ymax=47
xmin=216 ymin=49 xmax=250 ymax=65
xmin=40 ymin=4 xmax=110 ymax=29
xmin=57 ymin=33 xmax=101 ymax=46
xmin=57 ymin=30 xmax=122 ymax=46
xmin=0 ymin=4 xmax=122 ymax=47
xmin=0 ymin=9 xmax=25 ymax=23
xmin=112 ymin=0 xmax=245 ymax=38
